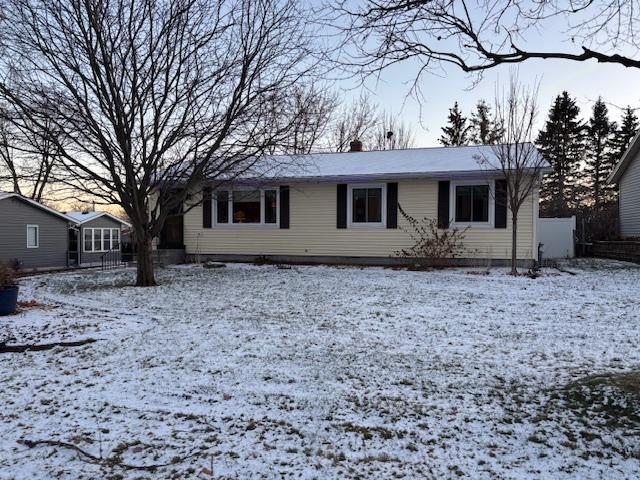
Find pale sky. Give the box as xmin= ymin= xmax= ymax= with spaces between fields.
xmin=334 ymin=10 xmax=640 ymax=147
xmin=355 ymin=59 xmax=640 ymax=147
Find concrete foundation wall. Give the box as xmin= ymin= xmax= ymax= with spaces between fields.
xmin=155 ymin=249 xmax=186 ymax=266
xmin=186 ymin=253 xmax=535 ymax=268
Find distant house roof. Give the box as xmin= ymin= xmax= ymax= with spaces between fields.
xmin=608 ymin=130 xmax=640 ymax=184
xmin=238 ymin=143 xmax=549 ymax=182
xmin=0 ymin=191 xmax=76 ymax=223
xmin=64 ymin=210 xmax=131 ymax=228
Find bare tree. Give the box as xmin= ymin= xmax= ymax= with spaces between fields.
xmin=0 ymin=105 xmax=61 ymax=201
xmin=330 ymin=94 xmax=380 ymax=151
xmin=0 ymin=0 xmax=322 ymax=286
xmin=0 ymin=112 xmax=20 ymax=194
xmin=335 ymin=0 xmax=640 ymax=86
xmin=372 ymin=111 xmax=415 ymax=150
xmin=279 ymin=84 xmax=339 ymax=154
xmin=476 ymin=77 xmax=547 ymax=274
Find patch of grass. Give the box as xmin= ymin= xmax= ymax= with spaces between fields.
xmin=339 ymin=422 xmax=405 ymax=441
xmin=560 ymin=371 xmax=640 ymax=428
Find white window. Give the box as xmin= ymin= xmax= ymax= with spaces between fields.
xmin=347 ymin=184 xmax=386 ymax=227
xmin=92 ymin=229 xmax=102 ymax=251
xmin=83 ymin=228 xmax=121 ymax=252
xmin=26 ymin=225 xmax=39 ymax=248
xmin=102 ymin=229 xmax=111 ymax=251
xmin=112 ymin=229 xmax=120 ymax=249
xmin=450 ymin=180 xmax=494 ymax=227
xmin=214 ymin=188 xmax=279 ymax=226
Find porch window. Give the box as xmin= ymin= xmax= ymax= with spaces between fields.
xmin=83 ymin=228 xmax=121 ymax=252
xmin=112 ymin=229 xmax=120 ymax=249
xmin=102 ymin=229 xmax=112 ymax=251
xmin=84 ymin=228 xmax=93 ymax=252
xmin=93 ymin=229 xmax=102 ymax=251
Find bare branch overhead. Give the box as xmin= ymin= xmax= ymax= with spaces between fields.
xmin=333 ymin=0 xmax=640 ymax=87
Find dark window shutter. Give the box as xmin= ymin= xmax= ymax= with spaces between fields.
xmin=202 ymin=186 xmax=212 ymax=228
xmin=437 ymin=181 xmax=450 ymax=229
xmin=495 ymin=179 xmax=508 ymax=229
xmin=279 ymin=185 xmax=290 ymax=229
xmin=337 ymin=184 xmax=347 ymax=229
xmin=386 ymin=182 xmax=398 ymax=229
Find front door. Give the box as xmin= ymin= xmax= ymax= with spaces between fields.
xmin=159 ymin=215 xmax=184 ymax=249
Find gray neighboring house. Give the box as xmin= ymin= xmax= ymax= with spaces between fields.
xmin=0 ymin=191 xmax=75 ymax=270
xmin=64 ymin=211 xmax=131 ymax=266
xmin=608 ymin=130 xmax=640 ymax=238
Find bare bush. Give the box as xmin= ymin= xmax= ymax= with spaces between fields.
xmin=395 ymin=204 xmax=468 ymax=268
xmin=0 ymin=263 xmax=18 ymax=288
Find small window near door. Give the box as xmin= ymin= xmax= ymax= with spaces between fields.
xmin=264 ymin=190 xmax=277 ymax=224
xmin=216 ymin=191 xmax=229 ymax=223
xmin=26 ymin=225 xmax=39 ymax=248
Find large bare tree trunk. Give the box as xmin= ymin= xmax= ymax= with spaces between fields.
xmin=511 ymin=213 xmax=518 ymax=275
xmin=135 ymin=235 xmax=156 ymax=287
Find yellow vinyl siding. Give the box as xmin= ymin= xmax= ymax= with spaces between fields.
xmin=183 ymin=179 xmax=536 ymax=260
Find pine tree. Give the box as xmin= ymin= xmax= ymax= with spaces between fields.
xmin=469 ymin=100 xmax=503 ymax=144
xmin=583 ymin=98 xmax=615 ymax=208
xmin=610 ymin=106 xmax=639 ymax=164
xmin=439 ymin=101 xmax=470 ymax=146
xmin=537 ymin=91 xmax=585 ymax=217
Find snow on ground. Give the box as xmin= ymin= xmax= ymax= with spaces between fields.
xmin=1 ymin=260 xmax=640 ymax=479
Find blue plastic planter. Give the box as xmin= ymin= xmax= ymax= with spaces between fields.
xmin=0 ymin=287 xmax=18 ymax=316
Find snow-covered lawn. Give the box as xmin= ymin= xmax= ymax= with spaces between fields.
xmin=1 ymin=260 xmax=640 ymax=479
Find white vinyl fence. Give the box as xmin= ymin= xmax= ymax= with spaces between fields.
xmin=537 ymin=216 xmax=576 ymax=259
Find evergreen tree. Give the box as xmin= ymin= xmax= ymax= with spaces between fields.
xmin=583 ymin=98 xmax=615 ymax=207
xmin=469 ymin=99 xmax=503 ymax=144
xmin=610 ymin=106 xmax=639 ymax=164
xmin=537 ymin=91 xmax=585 ymax=217
xmin=439 ymin=101 xmax=470 ymax=146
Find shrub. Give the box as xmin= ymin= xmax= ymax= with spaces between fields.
xmin=0 ymin=263 xmax=18 ymax=289
xmin=395 ymin=204 xmax=468 ymax=268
